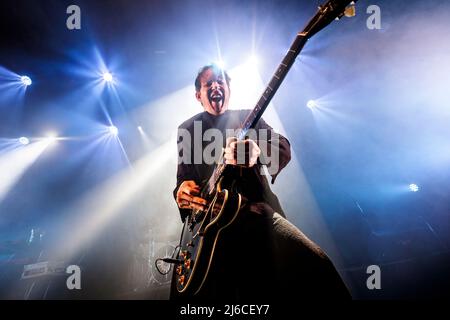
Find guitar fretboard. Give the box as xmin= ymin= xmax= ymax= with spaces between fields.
xmin=203 ymin=0 xmax=356 ymax=194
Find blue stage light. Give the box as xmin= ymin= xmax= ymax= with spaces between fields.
xmin=45 ymin=133 xmax=58 ymax=144
xmin=109 ymin=126 xmax=118 ymax=135
xmin=20 ymin=75 xmax=32 ymax=86
xmin=102 ymin=72 xmax=113 ymax=82
xmin=19 ymin=137 xmax=29 ymax=145
xmin=307 ymin=100 xmax=317 ymax=109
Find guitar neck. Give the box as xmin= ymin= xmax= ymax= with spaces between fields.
xmin=205 ymin=0 xmax=357 ymax=193
xmin=238 ymin=34 xmax=308 ymax=140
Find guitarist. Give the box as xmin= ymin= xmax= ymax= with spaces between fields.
xmin=173 ymin=64 xmax=350 ymax=300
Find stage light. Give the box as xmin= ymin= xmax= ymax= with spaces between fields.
xmin=20 ymin=75 xmax=32 ymax=86
xmin=307 ymin=100 xmax=317 ymax=109
xmin=215 ymin=60 xmax=226 ymax=69
xmin=409 ymin=183 xmax=419 ymax=192
xmin=137 ymin=126 xmax=143 ymax=131
xmin=102 ymin=72 xmax=113 ymax=82
xmin=109 ymin=126 xmax=119 ymax=136
xmin=18 ymin=137 xmax=29 ymax=145
xmin=45 ymin=133 xmax=58 ymax=144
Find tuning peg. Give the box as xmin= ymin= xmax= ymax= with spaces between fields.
xmin=344 ymin=2 xmax=356 ymax=18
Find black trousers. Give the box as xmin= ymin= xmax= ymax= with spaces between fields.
xmin=171 ymin=211 xmax=351 ymax=301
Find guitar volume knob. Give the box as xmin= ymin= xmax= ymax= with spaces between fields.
xmin=178 ymin=275 xmax=185 ymax=286
xmin=176 ymin=265 xmax=183 ymax=275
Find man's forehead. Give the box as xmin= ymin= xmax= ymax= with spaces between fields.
xmin=200 ymin=68 xmax=225 ymax=82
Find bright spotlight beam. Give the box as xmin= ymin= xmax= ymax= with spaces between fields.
xmin=44 ymin=132 xmax=58 ymax=145
xmin=0 ymin=140 xmax=50 ymax=203
xmin=137 ymin=125 xmax=152 ymax=147
xmin=52 ymin=140 xmax=175 ymax=258
xmin=247 ymin=55 xmax=258 ymax=67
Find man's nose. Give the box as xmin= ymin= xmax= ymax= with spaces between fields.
xmin=210 ymin=81 xmax=220 ymax=89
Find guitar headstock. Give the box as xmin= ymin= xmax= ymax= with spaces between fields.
xmin=303 ymin=0 xmax=358 ymax=39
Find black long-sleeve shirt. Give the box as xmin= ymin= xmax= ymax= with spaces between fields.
xmin=173 ymin=109 xmax=291 ymax=222
xmin=171 ymin=110 xmax=351 ymax=301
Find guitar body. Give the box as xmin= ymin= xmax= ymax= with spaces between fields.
xmin=174 ymin=177 xmax=242 ymax=295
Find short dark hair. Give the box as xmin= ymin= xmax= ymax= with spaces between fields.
xmin=195 ymin=64 xmax=231 ymax=92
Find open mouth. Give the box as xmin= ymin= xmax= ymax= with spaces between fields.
xmin=207 ymin=87 xmax=225 ymax=113
xmin=209 ymin=90 xmax=223 ymax=102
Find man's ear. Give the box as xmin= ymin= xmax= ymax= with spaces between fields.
xmin=195 ymin=91 xmax=201 ymax=103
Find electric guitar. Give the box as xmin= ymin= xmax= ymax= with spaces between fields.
xmin=172 ymin=0 xmax=358 ymax=296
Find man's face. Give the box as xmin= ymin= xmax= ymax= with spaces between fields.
xmin=196 ymin=68 xmax=230 ymax=115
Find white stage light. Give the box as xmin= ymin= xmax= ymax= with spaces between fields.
xmin=102 ymin=72 xmax=113 ymax=82
xmin=20 ymin=76 xmax=32 ymax=86
xmin=45 ymin=133 xmax=58 ymax=144
xmin=215 ymin=60 xmax=226 ymax=69
xmin=307 ymin=100 xmax=317 ymax=109
xmin=109 ymin=126 xmax=119 ymax=136
xmin=409 ymin=183 xmax=419 ymax=192
xmin=18 ymin=137 xmax=29 ymax=145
